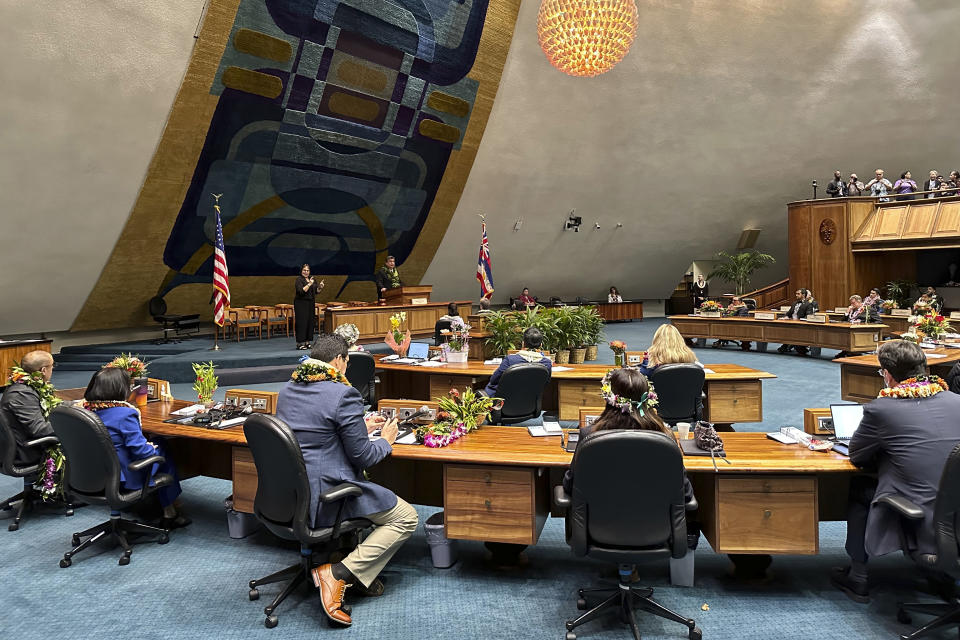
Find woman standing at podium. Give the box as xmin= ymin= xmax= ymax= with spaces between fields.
xmin=295 ymin=264 xmax=323 ymax=350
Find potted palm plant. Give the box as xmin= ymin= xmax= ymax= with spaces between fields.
xmin=533 ymin=307 xmax=564 ymax=363
xmin=707 ymin=250 xmax=776 ymax=295
xmin=583 ymin=307 xmax=605 ymax=361
xmin=483 ymin=311 xmax=521 ymax=357
xmin=566 ymin=307 xmax=590 ymax=364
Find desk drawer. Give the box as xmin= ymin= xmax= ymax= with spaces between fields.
xmin=429 ymin=375 xmax=479 ymax=400
xmin=715 ymin=475 xmax=817 ymax=554
xmin=446 ymin=464 xmax=532 ymax=486
xmin=444 ymin=510 xmax=535 ymax=545
xmin=445 ymin=480 xmax=532 ymax=515
xmin=705 ymin=381 xmax=762 ymax=423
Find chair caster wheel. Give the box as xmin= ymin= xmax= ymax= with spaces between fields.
xmin=249 ymin=589 xmax=259 ymax=601
xmin=66 ymin=509 xmax=74 ymax=517
xmin=565 ymin=632 xmax=577 ymax=640
xmin=59 ymin=558 xmax=72 ymax=568
xmin=119 ymin=555 xmax=130 ymax=566
xmin=158 ymin=533 xmax=170 ymax=544
xmin=249 ymin=580 xmax=257 ymax=589
xmin=577 ymin=589 xmax=585 ymax=597
xmin=897 ymin=608 xmax=911 ymax=624
xmin=8 ymin=523 xmax=18 ymax=532
xmin=72 ymin=534 xmax=81 ymax=546
xmin=576 ymin=598 xmax=587 ymax=610
xmin=689 ymin=626 xmax=702 ymax=640
xmin=264 ymin=615 xmax=278 ymax=629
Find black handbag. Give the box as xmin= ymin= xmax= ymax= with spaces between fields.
xmin=694 ymin=421 xmax=730 ymax=470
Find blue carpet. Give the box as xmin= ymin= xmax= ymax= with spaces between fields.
xmin=7 ymin=319 xmax=951 ymax=638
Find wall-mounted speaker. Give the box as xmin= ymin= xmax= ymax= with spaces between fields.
xmin=737 ymin=228 xmax=761 ymax=249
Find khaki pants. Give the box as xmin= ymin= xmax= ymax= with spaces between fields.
xmin=342 ymin=497 xmax=418 ymax=588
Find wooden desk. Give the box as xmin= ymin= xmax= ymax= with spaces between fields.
xmin=0 ymin=339 xmax=52 ymax=376
xmin=670 ymin=315 xmax=886 ymax=355
xmin=823 ymin=311 xmax=912 ymax=334
xmin=835 ymin=348 xmax=960 ymax=402
xmin=325 ymin=301 xmax=472 ymax=342
xmin=76 ymin=395 xmax=853 ymax=556
xmin=596 ymin=301 xmax=643 ymax=322
xmin=375 ymin=359 xmax=775 ymax=424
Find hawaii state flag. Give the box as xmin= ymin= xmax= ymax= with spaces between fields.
xmin=476 ymin=218 xmax=494 ymax=298
xmin=212 ymin=201 xmax=230 ymax=326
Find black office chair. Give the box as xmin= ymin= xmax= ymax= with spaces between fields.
xmin=881 ymin=443 xmax=960 ymax=640
xmin=555 ymin=429 xmax=701 ymax=640
xmin=243 ymin=414 xmax=372 ymax=629
xmin=0 ymin=410 xmax=67 ymax=531
xmin=345 ymin=352 xmax=377 ymax=407
xmin=149 ymin=296 xmax=200 ymax=344
xmin=49 ymin=406 xmax=171 ymax=566
xmin=434 ymin=318 xmax=453 ymax=346
xmin=649 ymin=364 xmax=705 ymax=425
xmin=489 ymin=362 xmax=550 ymax=425
xmin=742 ymin=297 xmax=758 ymax=311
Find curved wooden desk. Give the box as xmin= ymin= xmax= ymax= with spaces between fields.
xmin=670 ymin=314 xmax=886 ymax=355
xmin=835 ymin=347 xmax=960 ymax=402
xmin=374 ymin=358 xmax=775 ymax=424
xmin=324 ymin=301 xmax=472 ymax=342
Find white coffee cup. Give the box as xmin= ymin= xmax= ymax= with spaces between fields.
xmin=677 ymin=422 xmax=691 ymax=440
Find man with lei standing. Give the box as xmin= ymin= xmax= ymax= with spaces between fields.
xmin=832 ymin=340 xmax=960 ymax=603
xmin=277 ymin=333 xmax=418 ymax=627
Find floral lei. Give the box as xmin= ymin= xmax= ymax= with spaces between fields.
xmin=291 ymin=360 xmax=351 ymax=386
xmin=878 ymin=375 xmax=948 ymax=399
xmin=600 ymin=369 xmax=659 ymax=417
xmin=82 ymin=400 xmax=138 ymax=412
xmin=10 ymin=366 xmax=64 ymax=501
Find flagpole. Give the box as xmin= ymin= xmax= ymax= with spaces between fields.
xmin=210 ymin=193 xmax=224 ymax=351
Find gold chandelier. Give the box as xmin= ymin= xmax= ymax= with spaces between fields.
xmin=537 ymin=0 xmax=639 ymax=78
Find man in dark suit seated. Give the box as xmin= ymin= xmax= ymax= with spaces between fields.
xmin=482 ymin=327 xmax=552 ymax=397
xmin=832 ymin=340 xmax=960 ymax=603
xmin=277 ymin=334 xmax=418 ymax=627
xmin=777 ymin=288 xmax=815 ymax=355
xmin=0 ymin=350 xmax=56 ymax=466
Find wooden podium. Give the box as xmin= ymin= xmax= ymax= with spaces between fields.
xmin=384 ymin=285 xmax=432 ymax=305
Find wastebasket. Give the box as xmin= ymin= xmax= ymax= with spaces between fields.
xmin=224 ymin=497 xmax=260 ymax=538
xmin=424 ymin=511 xmax=458 ymax=568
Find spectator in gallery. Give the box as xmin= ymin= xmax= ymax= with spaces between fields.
xmin=938 ymin=171 xmax=960 ymax=197
xmin=846 ymin=173 xmax=865 ymax=196
xmin=825 ymin=170 xmax=846 ymax=197
xmin=607 ymin=286 xmax=623 ymax=303
xmin=923 ymin=170 xmax=940 ymax=197
xmin=865 ymin=169 xmax=892 ymax=202
xmin=892 ymin=171 xmax=918 ymax=200
xmin=515 ymin=288 xmax=536 ymax=309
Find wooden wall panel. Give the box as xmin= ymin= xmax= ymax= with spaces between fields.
xmin=933 ymin=202 xmax=960 ymax=236
xmin=809 ymin=202 xmax=849 ymax=311
xmin=851 ymin=251 xmax=916 ymax=299
xmin=788 ymin=204 xmax=812 ymax=295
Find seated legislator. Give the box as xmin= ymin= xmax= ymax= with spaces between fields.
xmin=862 ymin=287 xmax=882 ymax=316
xmin=712 ymin=296 xmax=751 ymax=350
xmin=637 ymin=324 xmax=703 ymax=377
xmin=82 ymin=367 xmax=189 ymax=528
xmin=514 ymin=287 xmax=536 ymax=309
xmin=777 ymin=288 xmax=816 ymax=355
xmin=832 ymin=340 xmax=960 ymax=603
xmin=562 ymin=368 xmax=696 ymax=524
xmin=833 ymin=295 xmax=880 ymax=359
xmin=374 ymin=255 xmax=403 ymax=300
xmin=607 ymin=286 xmax=623 ymax=303
xmin=333 ymin=323 xmax=364 ymax=352
xmin=482 ymin=327 xmax=552 ymax=397
xmin=0 ymin=350 xmax=56 ymax=466
xmin=276 ymin=334 xmax=417 ymax=626
xmin=477 ymin=297 xmax=493 ymax=315
xmin=437 ymin=302 xmax=460 ymax=323
xmin=914 ymin=286 xmax=942 ymax=313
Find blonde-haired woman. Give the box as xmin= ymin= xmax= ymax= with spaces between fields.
xmin=639 ymin=324 xmax=700 ymax=376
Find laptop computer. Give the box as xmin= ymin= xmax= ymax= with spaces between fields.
xmin=406 ymin=342 xmax=430 ymax=361
xmin=829 ymin=403 xmax=864 ymax=456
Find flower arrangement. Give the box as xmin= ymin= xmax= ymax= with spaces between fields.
xmin=912 ymin=300 xmax=934 ymax=316
xmin=446 ymin=317 xmax=471 ymax=352
xmin=880 ymin=299 xmax=897 ymax=313
xmin=333 ymin=323 xmax=360 ymax=346
xmin=191 ymin=361 xmax=218 ymax=404
xmin=699 ymin=300 xmax=723 ymax=313
xmin=385 ymin=311 xmax=411 ymax=356
xmin=416 ymin=388 xmax=501 ymax=448
xmin=9 ymin=365 xmax=61 ymax=417
xmin=911 ymin=311 xmax=952 ymax=340
xmin=105 ymin=353 xmax=148 ymax=379
xmin=608 ymin=340 xmax=627 ymax=355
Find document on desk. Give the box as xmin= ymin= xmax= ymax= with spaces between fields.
xmin=552 ymin=366 xmax=574 ymax=372
xmin=527 ymin=421 xmax=563 ymax=437
xmin=925 ymin=353 xmax=947 ymax=359
xmin=415 ymin=360 xmax=446 ymax=367
xmin=484 ymin=358 xmax=503 ymax=365
xmin=702 ymin=368 xmax=715 ymax=374
xmin=171 ymin=404 xmax=205 ymax=416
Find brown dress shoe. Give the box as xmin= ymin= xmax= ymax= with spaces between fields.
xmin=311 ymin=564 xmax=352 ymax=625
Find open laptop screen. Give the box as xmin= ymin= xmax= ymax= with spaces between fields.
xmin=830 ymin=403 xmax=864 ymax=440
xmin=407 ymin=342 xmax=430 ymax=359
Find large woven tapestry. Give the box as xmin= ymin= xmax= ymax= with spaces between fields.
xmin=73 ymin=0 xmax=521 ymax=330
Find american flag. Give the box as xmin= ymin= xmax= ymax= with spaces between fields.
xmin=476 ymin=217 xmax=494 ymax=298
xmin=212 ymin=197 xmax=230 ymax=326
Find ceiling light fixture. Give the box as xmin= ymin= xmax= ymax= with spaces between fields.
xmin=537 ymin=0 xmax=639 ymax=78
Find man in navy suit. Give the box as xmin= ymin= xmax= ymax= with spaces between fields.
xmin=482 ymin=326 xmax=552 ymax=397
xmin=277 ymin=333 xmax=418 ymax=627
xmin=832 ymin=340 xmax=960 ymax=603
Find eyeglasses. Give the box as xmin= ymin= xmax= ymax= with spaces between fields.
xmin=877 ymin=368 xmax=885 ymax=378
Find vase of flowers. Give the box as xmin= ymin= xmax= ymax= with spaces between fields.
xmin=880 ymin=299 xmax=897 ymax=314
xmin=416 ymin=388 xmax=501 ymax=447
xmin=698 ymin=300 xmax=723 ymax=317
xmin=106 ymin=353 xmax=150 ymax=406
xmin=911 ymin=312 xmax=952 ymax=342
xmin=442 ymin=317 xmax=471 ymax=363
xmin=385 ymin=311 xmax=411 ymax=356
xmin=609 ymin=340 xmax=627 ymax=367
xmin=192 ymin=361 xmax=218 ymax=406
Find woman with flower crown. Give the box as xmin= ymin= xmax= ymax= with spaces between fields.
xmin=561 ymin=368 xmax=695 ymax=508
xmin=83 ymin=367 xmax=189 ymax=528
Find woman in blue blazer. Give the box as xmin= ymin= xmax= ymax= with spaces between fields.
xmin=83 ymin=367 xmax=188 ymax=528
